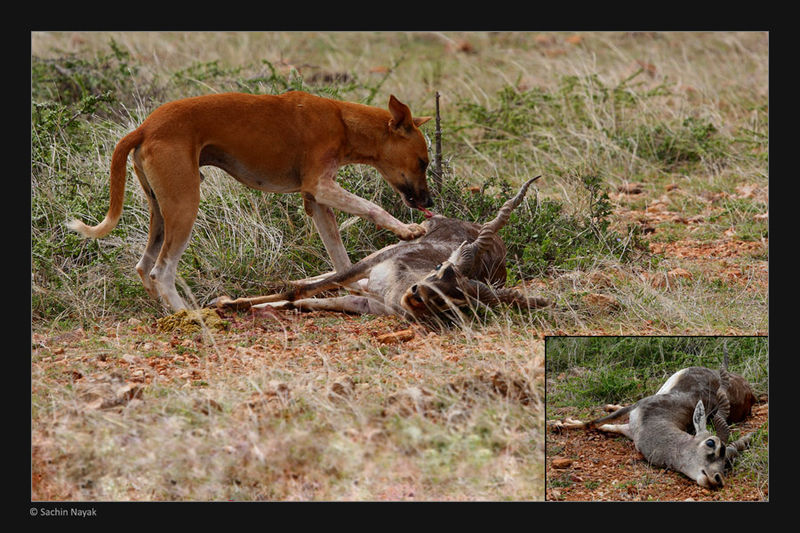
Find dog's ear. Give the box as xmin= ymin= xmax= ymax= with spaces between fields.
xmin=388 ymin=94 xmax=414 ymax=130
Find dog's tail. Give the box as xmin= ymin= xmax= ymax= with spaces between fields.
xmin=67 ymin=128 xmax=144 ymax=239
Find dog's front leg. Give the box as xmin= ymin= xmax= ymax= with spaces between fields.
xmin=303 ymin=193 xmax=352 ymax=273
xmin=310 ymin=181 xmax=426 ymax=241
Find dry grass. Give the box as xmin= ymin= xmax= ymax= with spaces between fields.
xmin=32 ymin=312 xmax=545 ymax=501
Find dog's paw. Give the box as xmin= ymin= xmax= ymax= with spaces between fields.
xmin=396 ymin=223 xmax=427 ymax=240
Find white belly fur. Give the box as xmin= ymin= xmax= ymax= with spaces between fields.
xmin=656 ymin=368 xmax=688 ymax=395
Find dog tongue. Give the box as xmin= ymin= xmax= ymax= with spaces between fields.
xmin=420 ymin=207 xmax=434 ymax=219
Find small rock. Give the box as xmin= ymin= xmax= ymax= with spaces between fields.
xmin=376 ymin=329 xmax=415 ymax=345
xmin=551 ymin=457 xmax=574 ymax=469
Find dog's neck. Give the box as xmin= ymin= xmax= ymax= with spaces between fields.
xmin=337 ymin=101 xmax=391 ymax=166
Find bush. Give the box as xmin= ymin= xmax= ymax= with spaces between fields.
xmin=434 ymin=174 xmax=646 ymax=280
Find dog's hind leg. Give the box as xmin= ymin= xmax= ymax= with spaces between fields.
xmin=143 ymin=154 xmax=201 ymax=311
xmin=132 ymin=161 xmax=163 ymax=300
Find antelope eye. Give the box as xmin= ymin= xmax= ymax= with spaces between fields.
xmin=705 ymin=439 xmax=715 ymax=448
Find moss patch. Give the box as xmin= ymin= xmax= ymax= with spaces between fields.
xmin=156 ymin=309 xmax=229 ymax=334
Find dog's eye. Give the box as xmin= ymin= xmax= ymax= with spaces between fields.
xmin=705 ymin=439 xmax=715 ymax=448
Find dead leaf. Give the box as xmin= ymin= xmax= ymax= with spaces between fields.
xmin=735 ymin=184 xmax=759 ymax=199
xmin=82 ymin=381 xmax=143 ymax=410
xmin=329 ymin=376 xmax=355 ymax=399
xmin=446 ymin=39 xmax=476 ymax=54
xmin=635 ymin=59 xmax=657 ymax=76
xmin=617 ymin=183 xmax=644 ymax=195
xmin=385 ymin=386 xmax=435 ymax=417
xmin=581 ymin=293 xmax=619 ymax=312
xmin=543 ymin=48 xmax=567 ymax=58
xmin=194 ymin=397 xmax=223 ymax=415
xmin=565 ymin=35 xmax=583 ymax=45
xmin=649 ymin=268 xmax=693 ymax=288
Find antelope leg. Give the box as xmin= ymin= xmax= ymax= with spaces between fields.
xmin=290 ymin=295 xmax=387 ymax=315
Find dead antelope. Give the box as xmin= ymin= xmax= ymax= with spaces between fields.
xmin=554 ymin=351 xmax=757 ymax=489
xmin=214 ymin=176 xmax=550 ymax=322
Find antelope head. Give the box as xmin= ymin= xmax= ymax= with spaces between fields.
xmin=683 ymin=368 xmax=753 ymax=489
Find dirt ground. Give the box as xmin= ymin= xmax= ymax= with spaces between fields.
xmin=31 ymin=308 xmax=546 ymax=501
xmin=546 ymin=402 xmax=768 ymax=502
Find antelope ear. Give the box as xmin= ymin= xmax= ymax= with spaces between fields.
xmin=452 ymin=240 xmax=476 ymax=271
xmin=692 ymin=400 xmax=706 ymax=434
xmin=413 ymin=116 xmax=432 ymax=127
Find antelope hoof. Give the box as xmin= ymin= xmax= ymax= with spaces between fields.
xmin=210 ymin=295 xmax=253 ymax=310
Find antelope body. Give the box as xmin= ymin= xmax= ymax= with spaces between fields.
xmin=215 ymin=176 xmax=550 ymax=321
xmin=557 ymin=354 xmax=756 ymax=489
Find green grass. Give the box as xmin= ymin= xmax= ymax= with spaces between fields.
xmin=546 ymin=336 xmax=768 ymax=409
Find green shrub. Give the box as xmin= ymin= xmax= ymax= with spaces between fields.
xmin=613 ymin=116 xmax=729 ymax=169
xmin=434 ymin=174 xmax=646 ymax=280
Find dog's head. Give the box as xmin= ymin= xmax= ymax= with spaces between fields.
xmin=376 ymin=95 xmax=433 ymax=211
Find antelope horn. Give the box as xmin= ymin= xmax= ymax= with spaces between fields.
xmin=723 ymin=342 xmax=729 ymax=370
xmin=460 ymin=279 xmax=502 ymax=306
xmin=713 ymin=350 xmax=733 ymax=444
xmin=462 ymin=279 xmax=551 ymax=309
xmin=467 ymin=175 xmax=540 ymax=256
xmin=725 ymin=433 xmax=753 ymax=462
xmin=712 ymin=388 xmax=731 ymax=445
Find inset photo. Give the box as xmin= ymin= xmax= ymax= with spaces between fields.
xmin=545 ymin=336 xmax=768 ymax=502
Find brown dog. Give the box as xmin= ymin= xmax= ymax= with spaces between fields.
xmin=68 ymin=91 xmax=433 ymax=311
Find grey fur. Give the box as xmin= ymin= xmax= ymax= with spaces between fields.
xmin=559 ymin=354 xmax=756 ymax=489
